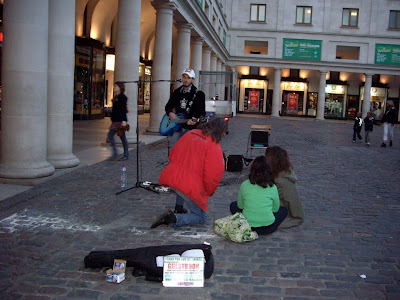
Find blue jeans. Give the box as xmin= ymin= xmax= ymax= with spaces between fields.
xmin=171 ymin=191 xmax=208 ymax=228
xmin=170 ymin=127 xmax=189 ymax=147
xmin=107 ymin=129 xmax=129 ymax=158
xmin=230 ymin=201 xmax=288 ymax=235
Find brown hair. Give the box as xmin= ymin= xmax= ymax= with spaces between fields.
xmin=265 ymin=146 xmax=293 ymax=178
xmin=249 ymin=156 xmax=275 ymax=188
xmin=200 ymin=117 xmax=228 ymax=143
xmin=114 ymin=81 xmax=125 ymax=93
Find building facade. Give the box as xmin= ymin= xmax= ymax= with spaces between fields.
xmin=0 ymin=0 xmax=399 ymax=179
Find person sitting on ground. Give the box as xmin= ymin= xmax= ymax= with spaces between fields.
xmin=150 ymin=117 xmax=228 ymax=229
xmin=229 ymin=156 xmax=288 ymax=235
xmin=265 ymin=146 xmax=304 ymax=228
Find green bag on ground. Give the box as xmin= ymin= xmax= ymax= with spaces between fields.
xmin=213 ymin=212 xmax=258 ymax=243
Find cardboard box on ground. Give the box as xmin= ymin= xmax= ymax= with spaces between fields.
xmin=106 ymin=259 xmax=127 ymax=284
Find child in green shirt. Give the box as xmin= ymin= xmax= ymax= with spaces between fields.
xmin=230 ymin=156 xmax=288 ymax=235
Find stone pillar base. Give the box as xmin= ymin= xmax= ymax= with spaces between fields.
xmin=0 ymin=162 xmax=55 ymax=179
xmin=48 ymin=154 xmax=80 ymax=169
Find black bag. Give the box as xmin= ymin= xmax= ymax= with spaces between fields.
xmin=225 ymin=155 xmax=244 ymax=172
xmin=84 ymin=243 xmax=214 ymax=282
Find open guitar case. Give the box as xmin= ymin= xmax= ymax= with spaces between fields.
xmin=84 ymin=243 xmax=214 ymax=282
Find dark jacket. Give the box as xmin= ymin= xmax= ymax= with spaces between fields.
xmin=381 ymin=107 xmax=397 ymax=125
xmin=364 ymin=116 xmax=378 ymax=131
xmin=111 ymin=93 xmax=128 ymax=123
xmin=353 ymin=116 xmax=363 ymax=131
xmin=165 ymin=85 xmax=206 ymax=129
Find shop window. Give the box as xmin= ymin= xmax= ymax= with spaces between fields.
xmin=342 ymin=8 xmax=359 ymax=27
xmin=244 ymin=41 xmax=268 ymax=55
xmin=336 ymin=46 xmax=360 ymax=60
xmin=296 ymin=6 xmax=312 ymax=25
xmin=250 ymin=4 xmax=266 ymax=22
xmin=389 ymin=10 xmax=400 ymax=29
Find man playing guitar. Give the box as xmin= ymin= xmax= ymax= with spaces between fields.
xmin=164 ymin=68 xmax=206 ymax=214
xmin=165 ymin=68 xmax=206 ymax=145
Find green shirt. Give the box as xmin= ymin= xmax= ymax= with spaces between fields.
xmin=237 ymin=179 xmax=280 ymax=227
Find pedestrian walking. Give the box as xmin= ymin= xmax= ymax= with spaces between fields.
xmin=353 ymin=111 xmax=363 ymax=143
xmin=381 ymin=100 xmax=397 ymax=147
xmin=107 ymin=82 xmax=129 ymax=160
xmin=364 ymin=111 xmax=378 ymax=146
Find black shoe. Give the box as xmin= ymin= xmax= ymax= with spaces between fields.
xmin=381 ymin=143 xmax=386 ymax=147
xmin=390 ymin=141 xmax=393 ymax=146
xmin=174 ymin=204 xmax=187 ymax=214
xmin=150 ymin=210 xmax=177 ymax=229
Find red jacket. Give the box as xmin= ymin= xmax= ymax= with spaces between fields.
xmin=159 ymin=129 xmax=225 ymax=211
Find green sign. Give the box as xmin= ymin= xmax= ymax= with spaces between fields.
xmin=375 ymin=44 xmax=400 ymax=65
xmin=197 ymin=0 xmax=204 ymax=9
xmin=283 ymin=39 xmax=322 ymax=61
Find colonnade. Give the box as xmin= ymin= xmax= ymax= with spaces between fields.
xmin=0 ymin=0 xmax=228 ymax=179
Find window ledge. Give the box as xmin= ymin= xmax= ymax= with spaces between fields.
xmin=248 ymin=21 xmax=267 ymax=24
xmin=387 ymin=28 xmax=400 ymax=31
xmin=340 ymin=26 xmax=359 ymax=29
xmin=294 ymin=23 xmax=313 ymax=26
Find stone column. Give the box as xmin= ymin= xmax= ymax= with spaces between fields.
xmin=271 ymin=68 xmax=281 ymax=117
xmin=0 ymin=0 xmax=55 ymax=179
xmin=362 ymin=73 xmax=373 ymax=119
xmin=47 ymin=0 xmax=80 ymax=168
xmin=114 ymin=0 xmax=142 ymax=141
xmin=221 ymin=63 xmax=226 ymax=100
xmin=175 ymin=23 xmax=192 ymax=81
xmin=216 ymin=59 xmax=222 ymax=99
xmin=201 ymin=46 xmax=211 ymax=100
xmin=190 ymin=37 xmax=203 ymax=85
xmin=147 ymin=1 xmax=176 ymax=132
xmin=210 ymin=53 xmax=217 ymax=98
xmin=316 ymin=71 xmax=327 ymax=120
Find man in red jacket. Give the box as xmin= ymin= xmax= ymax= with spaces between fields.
xmin=151 ymin=117 xmax=228 ymax=228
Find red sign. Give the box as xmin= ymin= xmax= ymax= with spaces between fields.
xmin=249 ymin=91 xmax=259 ymax=111
xmin=288 ymin=93 xmax=298 ymax=112
xmin=0 ymin=33 xmax=3 ymax=42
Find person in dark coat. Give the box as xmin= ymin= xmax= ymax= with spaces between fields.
xmin=381 ymin=100 xmax=397 ymax=147
xmin=364 ymin=111 xmax=378 ymax=146
xmin=353 ymin=111 xmax=363 ymax=143
xmin=107 ymin=82 xmax=129 ymax=160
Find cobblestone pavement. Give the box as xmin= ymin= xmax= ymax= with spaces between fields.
xmin=0 ymin=115 xmax=399 ymax=300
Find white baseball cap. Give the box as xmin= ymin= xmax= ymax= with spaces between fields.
xmin=182 ymin=68 xmax=195 ymax=79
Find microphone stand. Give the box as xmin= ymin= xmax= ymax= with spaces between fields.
xmin=116 ymin=78 xmax=181 ymax=195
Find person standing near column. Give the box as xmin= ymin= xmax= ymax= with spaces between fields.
xmin=381 ymin=100 xmax=398 ymax=147
xmin=107 ymin=82 xmax=129 ymax=160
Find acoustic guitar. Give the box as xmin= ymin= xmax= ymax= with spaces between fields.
xmin=159 ymin=113 xmax=205 ymax=136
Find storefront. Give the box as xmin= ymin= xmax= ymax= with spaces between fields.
xmin=139 ymin=63 xmax=152 ymax=113
xmin=324 ymin=84 xmax=347 ymax=119
xmin=359 ymin=86 xmax=388 ymax=121
xmin=238 ymin=76 xmax=268 ymax=113
xmin=306 ymin=92 xmax=318 ymax=117
xmin=280 ymin=80 xmax=308 ymax=116
xmin=74 ymin=37 xmax=107 ymax=120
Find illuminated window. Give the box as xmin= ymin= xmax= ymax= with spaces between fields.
xmin=342 ymin=8 xmax=359 ymax=27
xmin=389 ymin=10 xmax=400 ymax=29
xmin=250 ymin=4 xmax=266 ymax=22
xmin=296 ymin=6 xmax=312 ymax=24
